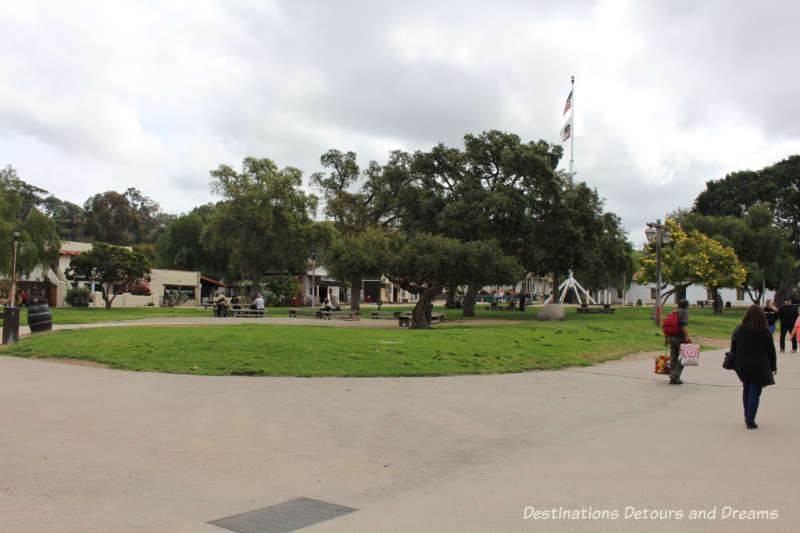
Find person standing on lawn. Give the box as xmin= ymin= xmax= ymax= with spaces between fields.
xmin=667 ymin=299 xmax=692 ymax=385
xmin=731 ymin=304 xmax=777 ymax=429
xmin=778 ymin=298 xmax=798 ymax=352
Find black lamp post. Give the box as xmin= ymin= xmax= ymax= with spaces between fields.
xmin=10 ymin=225 xmax=20 ymax=305
xmin=3 ymin=226 xmax=22 ymax=344
xmin=645 ymin=219 xmax=671 ymax=326
xmin=310 ymin=245 xmax=318 ymax=313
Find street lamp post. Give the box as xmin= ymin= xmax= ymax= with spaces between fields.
xmin=645 ymin=219 xmax=671 ymax=326
xmin=10 ymin=226 xmax=20 ymax=305
xmin=3 ymin=226 xmax=22 ymax=344
xmin=310 ymin=245 xmax=318 ymax=314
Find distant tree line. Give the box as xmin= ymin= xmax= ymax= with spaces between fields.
xmin=7 ymin=133 xmax=796 ymax=324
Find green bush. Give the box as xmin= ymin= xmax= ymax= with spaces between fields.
xmin=65 ymin=287 xmax=91 ymax=307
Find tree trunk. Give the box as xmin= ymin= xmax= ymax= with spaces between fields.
xmin=712 ymin=287 xmax=724 ymax=314
xmin=462 ymin=284 xmax=479 ymax=317
xmin=248 ymin=271 xmax=261 ymax=300
xmin=102 ymin=283 xmax=116 ymax=309
xmin=409 ymin=286 xmax=439 ymax=329
xmin=446 ymin=286 xmax=457 ymax=308
xmin=350 ymin=276 xmax=361 ymax=311
xmin=551 ymin=274 xmax=560 ymax=302
xmin=674 ymin=284 xmax=687 ymax=302
xmin=745 ymin=286 xmax=762 ymax=304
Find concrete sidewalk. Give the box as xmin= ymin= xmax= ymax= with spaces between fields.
xmin=1 ymin=348 xmax=798 ymax=532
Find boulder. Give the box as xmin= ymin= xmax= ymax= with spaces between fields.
xmin=537 ymin=303 xmax=565 ymax=321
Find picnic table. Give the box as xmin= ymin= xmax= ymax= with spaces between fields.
xmin=397 ymin=312 xmax=445 ymax=327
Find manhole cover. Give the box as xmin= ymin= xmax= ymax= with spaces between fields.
xmin=209 ymin=497 xmax=358 ymax=533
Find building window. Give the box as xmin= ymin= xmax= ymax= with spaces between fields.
xmin=650 ymin=288 xmax=657 ymax=300
xmin=736 ymin=288 xmax=745 ymax=301
xmin=617 ymin=288 xmax=624 ymax=298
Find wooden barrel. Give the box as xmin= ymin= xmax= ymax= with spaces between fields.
xmin=27 ymin=304 xmax=53 ymax=333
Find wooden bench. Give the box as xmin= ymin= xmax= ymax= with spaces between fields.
xmin=288 ymin=308 xmax=317 ymax=318
xmin=576 ymin=304 xmax=615 ymax=314
xmin=371 ymin=311 xmax=398 ymax=319
xmin=316 ymin=310 xmax=360 ymax=320
xmin=229 ymin=308 xmax=264 ymax=318
xmin=333 ymin=311 xmax=360 ymax=321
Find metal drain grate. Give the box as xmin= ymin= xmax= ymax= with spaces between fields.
xmin=209 ymin=497 xmax=358 ymax=533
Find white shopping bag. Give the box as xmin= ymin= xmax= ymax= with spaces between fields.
xmin=679 ymin=343 xmax=700 ymax=366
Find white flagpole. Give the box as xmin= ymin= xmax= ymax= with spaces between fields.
xmin=569 ymin=75 xmax=575 ymax=178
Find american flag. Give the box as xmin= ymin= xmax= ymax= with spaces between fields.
xmin=563 ymin=90 xmax=573 ymax=115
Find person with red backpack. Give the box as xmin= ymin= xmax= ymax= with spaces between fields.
xmin=664 ymin=299 xmax=692 ymax=385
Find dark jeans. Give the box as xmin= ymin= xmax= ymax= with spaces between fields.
xmin=742 ymin=378 xmax=763 ymax=424
xmin=779 ymin=325 xmax=797 ymax=351
xmin=669 ymin=340 xmax=684 ymax=380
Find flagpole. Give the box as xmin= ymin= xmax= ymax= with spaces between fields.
xmin=569 ymin=75 xmax=575 ymax=178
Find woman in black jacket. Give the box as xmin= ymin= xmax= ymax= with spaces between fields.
xmin=730 ymin=305 xmax=777 ymax=429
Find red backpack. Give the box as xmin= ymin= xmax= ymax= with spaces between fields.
xmin=662 ymin=310 xmax=681 ymax=336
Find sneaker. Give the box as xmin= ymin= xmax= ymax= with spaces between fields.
xmin=669 ymin=377 xmax=683 ymax=385
xmin=746 ymin=421 xmax=758 ymax=429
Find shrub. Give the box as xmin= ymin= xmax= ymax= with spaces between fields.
xmin=66 ymin=287 xmax=91 ymax=307
xmin=130 ymin=279 xmax=151 ymax=296
xmin=161 ymin=290 xmax=188 ymax=307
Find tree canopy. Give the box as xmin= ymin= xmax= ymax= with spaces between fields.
xmin=692 ymin=155 xmax=800 ymax=301
xmin=206 ymin=157 xmax=318 ymax=297
xmin=65 ymin=242 xmax=151 ymax=309
xmin=0 ymin=166 xmax=60 ymax=280
xmin=640 ymin=221 xmax=746 ymax=312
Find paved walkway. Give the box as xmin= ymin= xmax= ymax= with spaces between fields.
xmin=2 ymin=334 xmax=799 ymax=532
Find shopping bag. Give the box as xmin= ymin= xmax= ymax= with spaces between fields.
xmin=679 ymin=343 xmax=700 ymax=366
xmin=654 ymin=346 xmax=671 ymax=374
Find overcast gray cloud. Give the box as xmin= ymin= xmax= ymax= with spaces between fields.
xmin=1 ymin=0 xmax=798 ymax=246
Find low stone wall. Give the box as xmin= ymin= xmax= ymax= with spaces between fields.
xmin=88 ymin=292 xmax=159 ymax=308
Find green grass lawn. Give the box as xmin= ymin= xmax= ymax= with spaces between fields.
xmin=20 ymin=305 xmax=212 ymax=324
xmin=1 ymin=305 xmax=745 ymax=377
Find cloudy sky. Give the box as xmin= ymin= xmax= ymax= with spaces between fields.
xmin=2 ymin=0 xmax=798 ymax=245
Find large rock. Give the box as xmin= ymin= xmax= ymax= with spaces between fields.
xmin=537 ymin=303 xmax=565 ymax=321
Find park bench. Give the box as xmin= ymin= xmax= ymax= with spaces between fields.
xmin=316 ymin=310 xmax=360 ymax=321
xmin=576 ymin=304 xmax=615 ymax=314
xmin=371 ymin=311 xmax=397 ymax=319
xmin=229 ymin=308 xmax=264 ymax=318
xmin=288 ymin=308 xmax=317 ymax=318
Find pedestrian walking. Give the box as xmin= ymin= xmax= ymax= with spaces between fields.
xmin=763 ymin=300 xmax=778 ymax=334
xmin=730 ymin=305 xmax=777 ymax=429
xmin=665 ymin=299 xmax=691 ymax=385
xmin=777 ymin=298 xmax=798 ymax=352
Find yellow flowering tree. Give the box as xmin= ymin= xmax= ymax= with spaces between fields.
xmin=640 ymin=221 xmax=747 ymax=313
